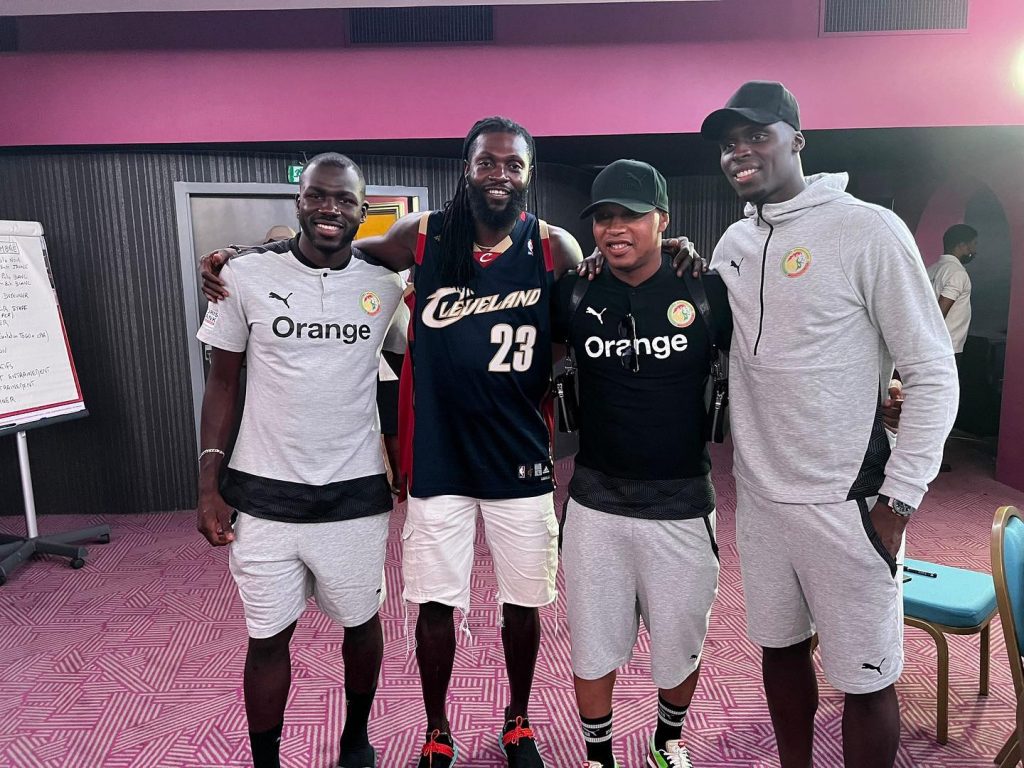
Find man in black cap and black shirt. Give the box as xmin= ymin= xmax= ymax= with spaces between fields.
xmin=555 ymin=160 xmax=731 ymax=768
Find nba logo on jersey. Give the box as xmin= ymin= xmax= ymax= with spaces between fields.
xmin=518 ymin=465 xmax=527 ymax=479
xmin=527 ymin=239 xmax=534 ymax=257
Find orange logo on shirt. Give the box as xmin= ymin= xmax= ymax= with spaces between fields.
xmin=667 ymin=300 xmax=696 ymax=328
xmin=360 ymin=291 xmax=382 ymax=316
xmin=781 ymin=247 xmax=812 ymax=278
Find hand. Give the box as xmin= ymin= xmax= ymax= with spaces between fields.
xmin=197 ymin=491 xmax=236 ymax=546
xmin=575 ymin=248 xmax=604 ymax=280
xmin=664 ymin=236 xmax=707 ymax=278
xmin=392 ymin=471 xmax=407 ymax=500
xmin=200 ymin=248 xmax=235 ymax=302
xmin=869 ymin=499 xmax=907 ymax=561
xmin=882 ymin=379 xmax=904 ymax=433
xmin=382 ymin=434 xmax=403 ymax=495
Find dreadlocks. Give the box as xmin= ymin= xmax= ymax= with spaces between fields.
xmin=438 ymin=116 xmax=537 ymax=288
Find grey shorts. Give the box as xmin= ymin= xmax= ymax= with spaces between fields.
xmin=561 ymin=498 xmax=720 ymax=689
xmin=735 ymin=480 xmax=904 ymax=694
xmin=228 ymin=511 xmax=389 ymax=639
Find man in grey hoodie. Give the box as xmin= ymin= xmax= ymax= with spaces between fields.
xmin=701 ymin=82 xmax=958 ymax=767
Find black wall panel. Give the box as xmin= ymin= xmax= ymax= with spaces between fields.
xmin=666 ymin=175 xmax=746 ymax=258
xmin=0 ymin=148 xmax=735 ymax=516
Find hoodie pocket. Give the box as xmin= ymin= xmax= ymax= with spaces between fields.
xmin=857 ymin=497 xmax=897 ymax=578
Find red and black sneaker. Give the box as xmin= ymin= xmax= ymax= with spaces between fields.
xmin=498 ymin=711 xmax=546 ymax=767
xmin=417 ymin=728 xmax=458 ymax=768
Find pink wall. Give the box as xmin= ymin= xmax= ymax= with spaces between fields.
xmin=1 ymin=1 xmax=1023 ymax=146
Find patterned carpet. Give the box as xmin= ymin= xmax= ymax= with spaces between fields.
xmin=2 ymin=439 xmax=1024 ymax=768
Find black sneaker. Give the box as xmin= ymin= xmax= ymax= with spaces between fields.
xmin=417 ymin=729 xmax=458 ymax=768
xmin=498 ymin=711 xmax=545 ymax=767
xmin=338 ymin=743 xmax=376 ymax=768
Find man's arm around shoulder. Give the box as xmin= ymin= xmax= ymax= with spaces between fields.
xmin=200 ymin=239 xmax=289 ymax=303
xmin=353 ymin=212 xmax=422 ymax=272
xmin=549 ymin=225 xmax=584 ymax=279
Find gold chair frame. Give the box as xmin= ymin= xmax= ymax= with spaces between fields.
xmin=991 ymin=505 xmax=1024 ymax=768
xmin=904 ymin=611 xmax=993 ymax=744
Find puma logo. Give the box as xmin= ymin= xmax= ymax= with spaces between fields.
xmin=269 ymin=292 xmax=292 ymax=308
xmin=730 ymin=258 xmax=744 ymax=275
xmin=861 ymin=658 xmax=886 ymax=675
xmin=586 ymin=306 xmax=608 ymax=325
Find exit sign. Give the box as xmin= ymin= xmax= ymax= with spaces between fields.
xmin=287 ymin=164 xmax=304 ymax=184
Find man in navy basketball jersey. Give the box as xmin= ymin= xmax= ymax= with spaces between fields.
xmin=202 ymin=117 xmax=584 ymax=768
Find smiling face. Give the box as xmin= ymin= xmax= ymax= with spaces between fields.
xmin=719 ymin=118 xmax=806 ymax=205
xmin=464 ymin=131 xmax=531 ymax=232
xmin=592 ymin=203 xmax=669 ymax=281
xmin=295 ymin=163 xmax=368 ymax=257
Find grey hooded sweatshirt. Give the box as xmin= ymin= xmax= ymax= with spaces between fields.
xmin=710 ymin=173 xmax=957 ymax=509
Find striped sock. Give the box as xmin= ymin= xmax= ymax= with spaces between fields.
xmin=654 ymin=695 xmax=689 ymax=750
xmin=580 ymin=710 xmax=614 ymax=767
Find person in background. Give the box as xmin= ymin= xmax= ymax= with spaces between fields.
xmin=927 ymin=223 xmax=978 ymax=470
xmin=263 ymin=224 xmax=296 ymax=245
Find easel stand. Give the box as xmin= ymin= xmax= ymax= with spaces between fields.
xmin=0 ymin=422 xmax=110 ymax=586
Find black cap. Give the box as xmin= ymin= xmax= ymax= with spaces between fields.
xmin=579 ymin=159 xmax=669 ymax=219
xmin=700 ymin=81 xmax=801 ymax=140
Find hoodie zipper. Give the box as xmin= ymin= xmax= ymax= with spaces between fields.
xmin=753 ymin=206 xmax=774 ymax=356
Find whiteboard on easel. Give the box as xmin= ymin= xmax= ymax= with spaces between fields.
xmin=0 ymin=220 xmax=85 ymax=430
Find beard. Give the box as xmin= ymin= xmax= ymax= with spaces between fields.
xmin=961 ymin=253 xmax=976 ymax=265
xmin=466 ymin=183 xmax=529 ymax=231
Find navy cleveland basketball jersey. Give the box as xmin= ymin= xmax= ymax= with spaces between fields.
xmin=399 ymin=211 xmax=555 ymax=499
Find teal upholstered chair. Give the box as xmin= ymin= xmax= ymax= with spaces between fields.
xmin=902 ymin=555 xmax=997 ymax=744
xmin=992 ymin=506 xmax=1024 ymax=768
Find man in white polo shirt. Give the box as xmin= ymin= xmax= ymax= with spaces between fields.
xmin=195 ymin=153 xmax=403 ymax=768
xmin=927 ymin=223 xmax=978 ymax=470
xmin=927 ymin=223 xmax=978 ymax=356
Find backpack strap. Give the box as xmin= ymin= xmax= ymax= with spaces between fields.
xmin=565 ymin=276 xmax=591 ymax=331
xmin=684 ymin=270 xmax=716 ymax=342
xmin=683 ymin=270 xmax=718 ymax=356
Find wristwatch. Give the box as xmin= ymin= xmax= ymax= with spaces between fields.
xmin=889 ymin=498 xmax=916 ymax=518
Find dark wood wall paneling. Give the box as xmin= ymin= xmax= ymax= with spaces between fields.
xmin=0 ymin=150 xmax=737 ymax=516
xmin=666 ymin=175 xmax=746 ymax=258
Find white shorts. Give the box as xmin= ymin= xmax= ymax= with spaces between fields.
xmin=228 ymin=511 xmax=389 ymax=639
xmin=401 ymin=493 xmax=558 ymax=613
xmin=736 ymin=480 xmax=905 ymax=694
xmin=562 ymin=499 xmax=720 ymax=689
